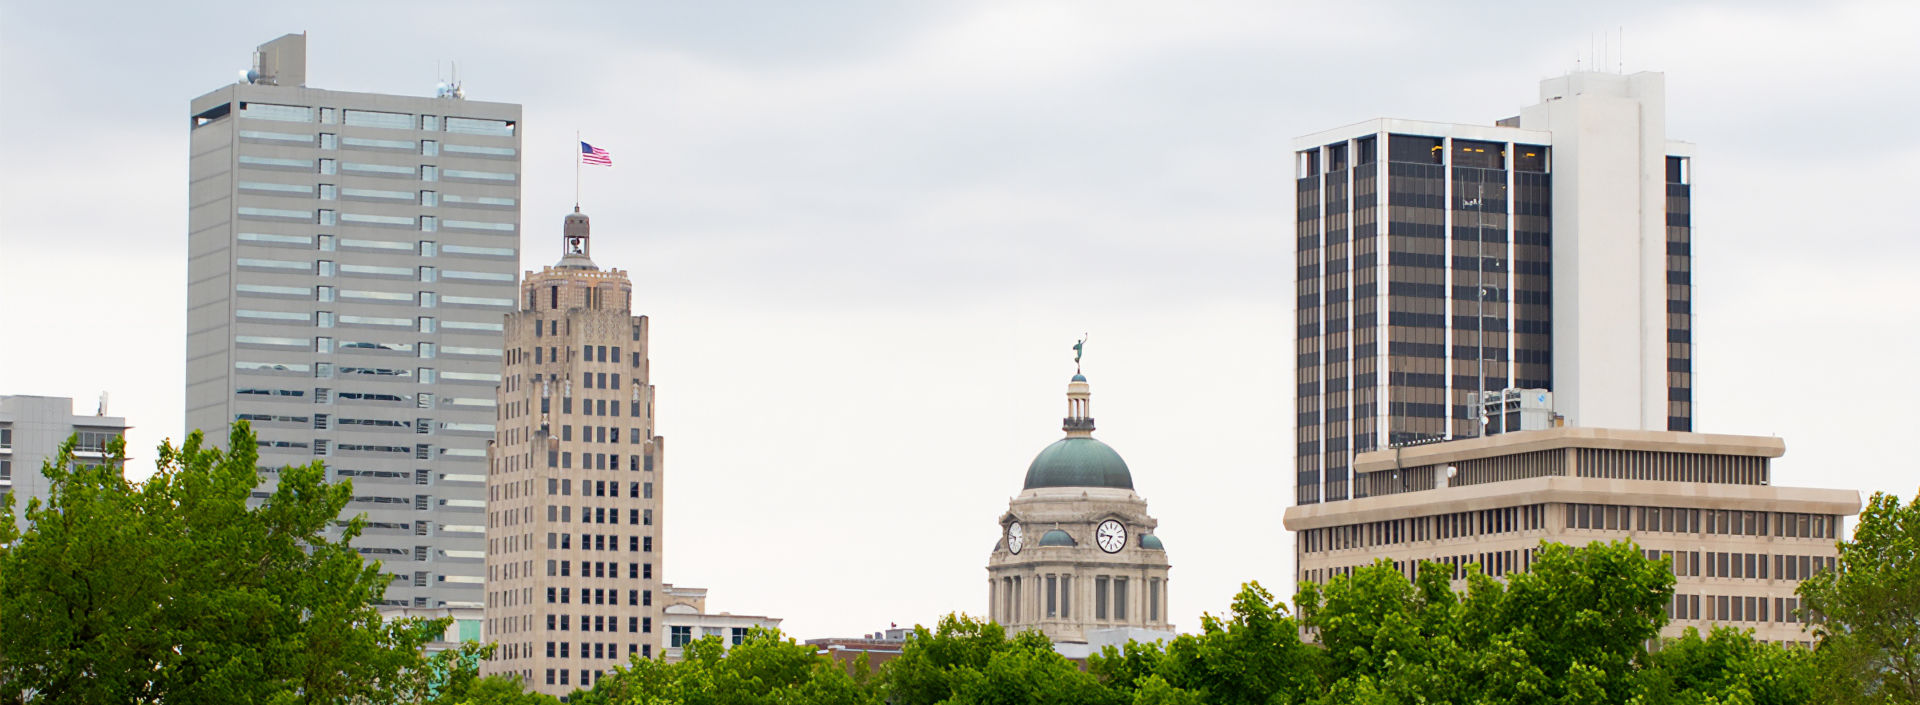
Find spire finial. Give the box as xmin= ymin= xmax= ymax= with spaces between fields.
xmin=1063 ymin=344 xmax=1094 ymax=437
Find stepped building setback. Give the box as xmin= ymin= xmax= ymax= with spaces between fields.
xmin=1284 ymin=428 xmax=1859 ymax=644
xmin=483 ymin=211 xmax=664 ymax=694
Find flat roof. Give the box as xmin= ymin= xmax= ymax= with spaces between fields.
xmin=1354 ymin=427 xmax=1785 ymax=475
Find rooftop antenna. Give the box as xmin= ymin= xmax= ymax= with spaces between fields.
xmin=436 ymin=61 xmax=465 ymax=99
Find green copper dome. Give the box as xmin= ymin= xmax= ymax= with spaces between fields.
xmin=1139 ymin=534 xmax=1164 ymax=550
xmin=1038 ymin=529 xmax=1076 ymax=547
xmin=1023 ymin=438 xmax=1134 ymax=490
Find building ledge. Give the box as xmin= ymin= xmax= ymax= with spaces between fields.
xmin=1283 ymin=475 xmax=1860 ymax=531
xmin=1356 ymin=427 xmax=1785 ymax=475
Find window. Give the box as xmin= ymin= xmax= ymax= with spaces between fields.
xmin=446 ymin=117 xmax=516 ymax=136
xmin=1095 ymin=576 xmax=1109 ymax=619
xmin=670 ymin=626 xmax=693 ymax=648
xmin=343 ymin=109 xmax=413 ymax=129
xmin=1114 ymin=578 xmax=1128 ymax=620
xmin=1059 ymin=574 xmax=1071 ymax=618
xmin=240 ymin=102 xmax=312 ymax=122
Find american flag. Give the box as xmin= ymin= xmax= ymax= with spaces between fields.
xmin=580 ymin=141 xmax=613 ymax=166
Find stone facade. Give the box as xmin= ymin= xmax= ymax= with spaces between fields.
xmin=986 ymin=374 xmax=1173 ymax=643
xmin=1283 ymin=427 xmax=1860 ymax=645
xmin=483 ymin=211 xmax=664 ymax=695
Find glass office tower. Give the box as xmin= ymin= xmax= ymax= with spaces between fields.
xmin=1293 ymin=71 xmax=1693 ymax=505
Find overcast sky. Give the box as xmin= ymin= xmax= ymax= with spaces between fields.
xmin=3 ymin=0 xmax=1917 ymax=642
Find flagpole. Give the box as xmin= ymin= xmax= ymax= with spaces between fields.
xmin=574 ymin=130 xmax=581 ymax=212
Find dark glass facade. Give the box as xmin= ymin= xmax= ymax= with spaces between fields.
xmin=1296 ymin=151 xmax=1322 ymax=503
xmin=1295 ymin=133 xmax=1553 ymax=505
xmin=1665 ymin=156 xmax=1693 ymax=431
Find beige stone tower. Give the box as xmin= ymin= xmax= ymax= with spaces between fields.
xmin=484 ymin=210 xmax=665 ymax=695
xmin=986 ymin=369 xmax=1173 ymax=645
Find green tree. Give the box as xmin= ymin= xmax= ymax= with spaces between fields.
xmin=1285 ymin=540 xmax=1674 ymax=704
xmin=1799 ymin=489 xmax=1920 ymax=704
xmin=584 ymin=626 xmax=876 ymax=705
xmin=1639 ymin=626 xmax=1816 ymax=705
xmin=435 ymin=674 xmax=561 ymax=705
xmin=883 ymin=614 xmax=1114 ymax=705
xmin=1457 ymin=539 xmax=1675 ymax=704
xmin=0 ymin=424 xmax=461 ymax=704
xmin=1103 ymin=582 xmax=1317 ymax=705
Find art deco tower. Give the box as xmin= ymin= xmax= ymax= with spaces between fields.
xmin=484 ymin=211 xmax=664 ymax=695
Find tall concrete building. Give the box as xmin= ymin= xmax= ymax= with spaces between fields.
xmin=0 ymin=395 xmax=131 ymax=532
xmin=483 ymin=211 xmax=664 ymax=695
xmin=185 ymin=33 xmax=522 ymax=610
xmin=1283 ymin=428 xmax=1859 ymax=645
xmin=1293 ymin=71 xmax=1692 ymax=505
xmin=987 ymin=369 xmax=1174 ymax=653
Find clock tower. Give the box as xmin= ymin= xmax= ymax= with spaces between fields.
xmin=986 ymin=365 xmax=1173 ymax=644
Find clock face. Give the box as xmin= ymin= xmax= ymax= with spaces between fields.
xmin=1007 ymin=522 xmax=1024 ymax=555
xmin=1096 ymin=520 xmax=1127 ymax=553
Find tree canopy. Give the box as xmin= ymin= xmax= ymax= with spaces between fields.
xmin=1799 ymin=488 xmax=1920 ymax=705
xmin=8 ymin=425 xmax=1907 ymax=705
xmin=0 ymin=424 xmax=480 ymax=704
xmin=564 ymin=540 xmax=1839 ymax=705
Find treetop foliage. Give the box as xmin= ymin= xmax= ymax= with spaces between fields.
xmin=5 ymin=425 xmax=1914 ymax=705
xmin=1 ymin=424 xmax=465 ymax=705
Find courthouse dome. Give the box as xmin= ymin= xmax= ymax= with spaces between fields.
xmin=1022 ymin=437 xmax=1134 ymax=490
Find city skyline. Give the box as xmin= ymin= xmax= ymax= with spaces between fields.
xmin=3 ymin=1 xmax=1917 ymax=643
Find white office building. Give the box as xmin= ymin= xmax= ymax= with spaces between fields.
xmin=184 ymin=33 xmax=522 ymax=610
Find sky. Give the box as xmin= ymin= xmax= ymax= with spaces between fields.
xmin=2 ymin=0 xmax=1918 ymax=642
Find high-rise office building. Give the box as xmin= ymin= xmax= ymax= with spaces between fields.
xmin=1293 ymin=71 xmax=1693 ymax=505
xmin=185 ymin=34 xmax=522 ymax=610
xmin=483 ymin=211 xmax=664 ymax=695
xmin=1284 ymin=428 xmax=1859 ymax=645
xmin=0 ymin=394 xmax=131 ymax=533
xmin=1283 ymin=72 xmax=1864 ymax=644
